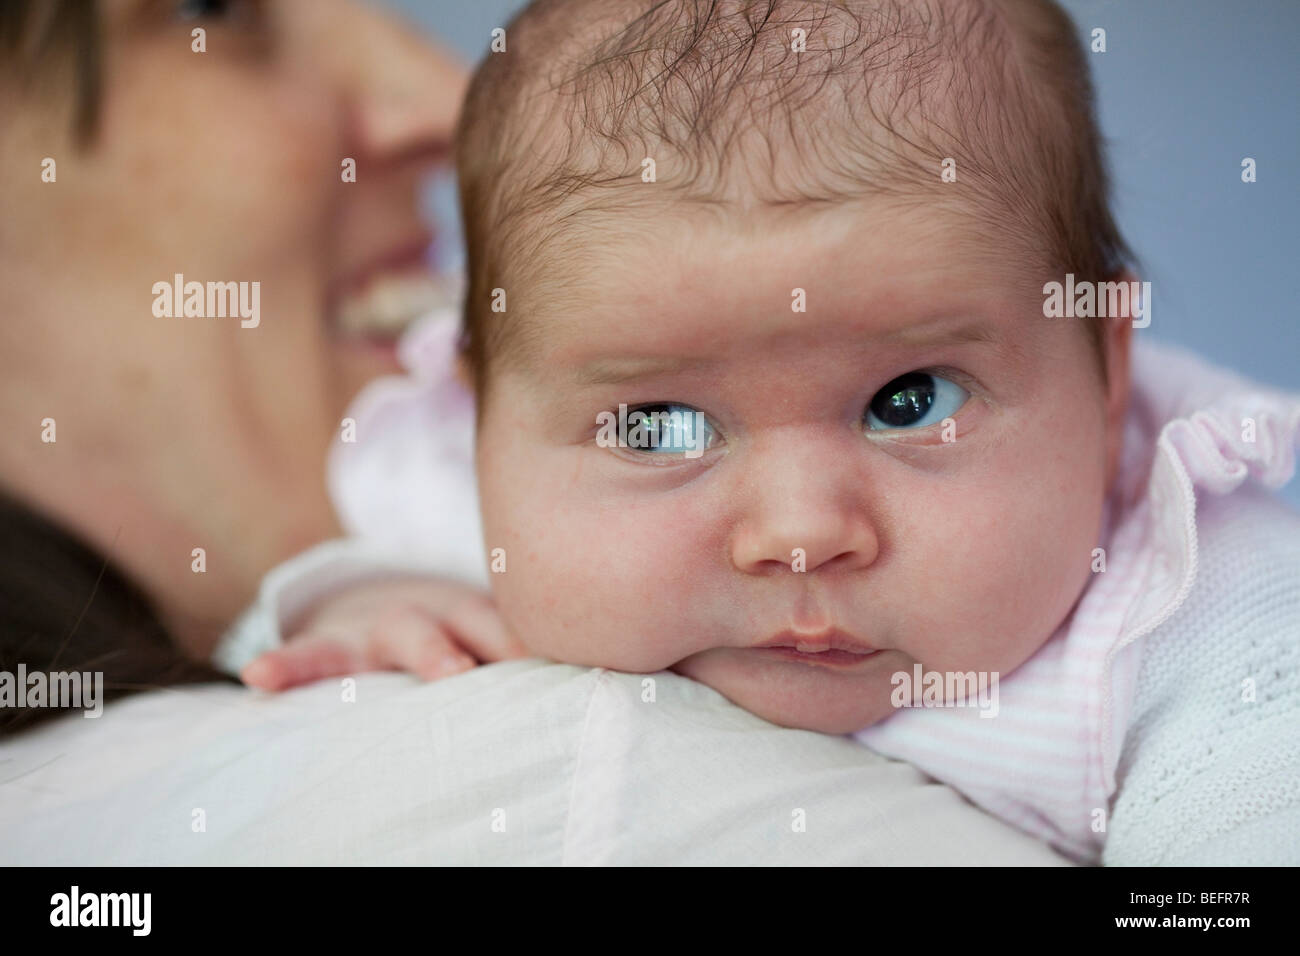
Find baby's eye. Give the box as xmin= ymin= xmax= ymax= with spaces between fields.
xmin=864 ymin=372 xmax=969 ymax=430
xmin=625 ymin=404 xmax=718 ymax=455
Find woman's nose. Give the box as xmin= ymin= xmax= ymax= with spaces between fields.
xmin=728 ymin=452 xmax=880 ymax=576
xmin=325 ymin=3 xmax=471 ymax=159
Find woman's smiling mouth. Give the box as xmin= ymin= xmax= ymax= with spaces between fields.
xmin=329 ymin=232 xmax=455 ymax=347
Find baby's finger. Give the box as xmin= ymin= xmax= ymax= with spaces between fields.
xmin=439 ymin=594 xmax=531 ymax=663
xmin=241 ymin=638 xmax=364 ymax=692
xmin=367 ymin=606 xmax=477 ymax=681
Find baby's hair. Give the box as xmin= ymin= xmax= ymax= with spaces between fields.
xmin=455 ymin=0 xmax=1133 ymax=400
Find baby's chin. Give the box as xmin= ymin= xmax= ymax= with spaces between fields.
xmin=671 ymin=647 xmax=913 ymax=735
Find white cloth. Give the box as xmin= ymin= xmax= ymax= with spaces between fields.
xmin=0 ymin=663 xmax=1071 ymax=865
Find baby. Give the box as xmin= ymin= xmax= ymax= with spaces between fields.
xmin=218 ymin=0 xmax=1300 ymax=864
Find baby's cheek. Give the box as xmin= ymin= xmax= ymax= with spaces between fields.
xmin=483 ymin=473 xmax=705 ymax=672
xmin=903 ymin=436 xmax=1105 ymax=674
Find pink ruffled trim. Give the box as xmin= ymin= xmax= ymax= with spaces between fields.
xmin=397 ymin=305 xmax=465 ymax=381
xmin=1097 ymin=341 xmax=1300 ymax=793
xmin=1162 ymin=403 xmax=1300 ymax=495
xmin=327 ymin=308 xmax=476 ymax=541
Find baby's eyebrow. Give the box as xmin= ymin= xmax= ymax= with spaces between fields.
xmin=867 ymin=316 xmax=1026 ymax=367
xmin=571 ymin=319 xmax=1008 ymax=386
xmin=877 ymin=319 xmax=1006 ymax=349
xmin=572 ymin=356 xmax=717 ymax=386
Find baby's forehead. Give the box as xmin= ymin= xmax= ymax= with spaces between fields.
xmin=508 ymin=200 xmax=1038 ymax=376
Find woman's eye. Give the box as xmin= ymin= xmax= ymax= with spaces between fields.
xmin=864 ymin=372 xmax=969 ymax=430
xmin=173 ymin=0 xmax=262 ymax=23
xmin=622 ymin=404 xmax=718 ymax=455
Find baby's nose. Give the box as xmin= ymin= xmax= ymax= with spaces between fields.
xmin=731 ymin=514 xmax=878 ymax=575
xmin=728 ymin=449 xmax=879 ymax=576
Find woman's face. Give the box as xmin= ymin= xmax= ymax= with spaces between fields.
xmin=0 ymin=0 xmax=467 ymax=647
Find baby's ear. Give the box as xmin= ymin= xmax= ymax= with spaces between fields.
xmin=1102 ymin=270 xmax=1137 ymax=488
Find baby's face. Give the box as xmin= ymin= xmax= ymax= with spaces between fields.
xmin=477 ymin=202 xmax=1112 ymax=733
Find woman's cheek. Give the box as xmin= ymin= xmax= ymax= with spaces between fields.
xmin=98 ymin=59 xmax=338 ymax=267
xmin=253 ymin=79 xmax=341 ymax=231
xmin=206 ymin=83 xmax=339 ymax=251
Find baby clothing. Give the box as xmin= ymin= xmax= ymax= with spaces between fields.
xmin=215 ymin=307 xmax=1300 ymax=865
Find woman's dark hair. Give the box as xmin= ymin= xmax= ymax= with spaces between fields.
xmin=0 ymin=0 xmax=102 ymax=144
xmin=1 ymin=3 xmax=234 ymax=735
xmin=0 ymin=494 xmax=235 ymax=737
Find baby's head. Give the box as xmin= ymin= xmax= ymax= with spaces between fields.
xmin=455 ymin=0 xmax=1135 ymax=732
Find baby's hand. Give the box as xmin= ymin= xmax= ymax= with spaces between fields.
xmin=240 ymin=577 xmax=528 ymax=691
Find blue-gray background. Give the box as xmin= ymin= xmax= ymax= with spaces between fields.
xmin=399 ymin=0 xmax=1300 ymax=504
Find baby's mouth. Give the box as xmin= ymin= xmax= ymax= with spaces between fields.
xmin=754 ymin=647 xmax=878 ymax=668
xmin=751 ymin=630 xmax=880 ymax=668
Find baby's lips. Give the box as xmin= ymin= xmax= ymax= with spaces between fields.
xmin=755 ymin=627 xmax=878 ymax=655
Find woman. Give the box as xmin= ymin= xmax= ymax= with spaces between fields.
xmin=0 ymin=0 xmax=468 ymax=732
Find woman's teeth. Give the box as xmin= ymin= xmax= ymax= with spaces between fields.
xmin=334 ymin=273 xmax=453 ymax=338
